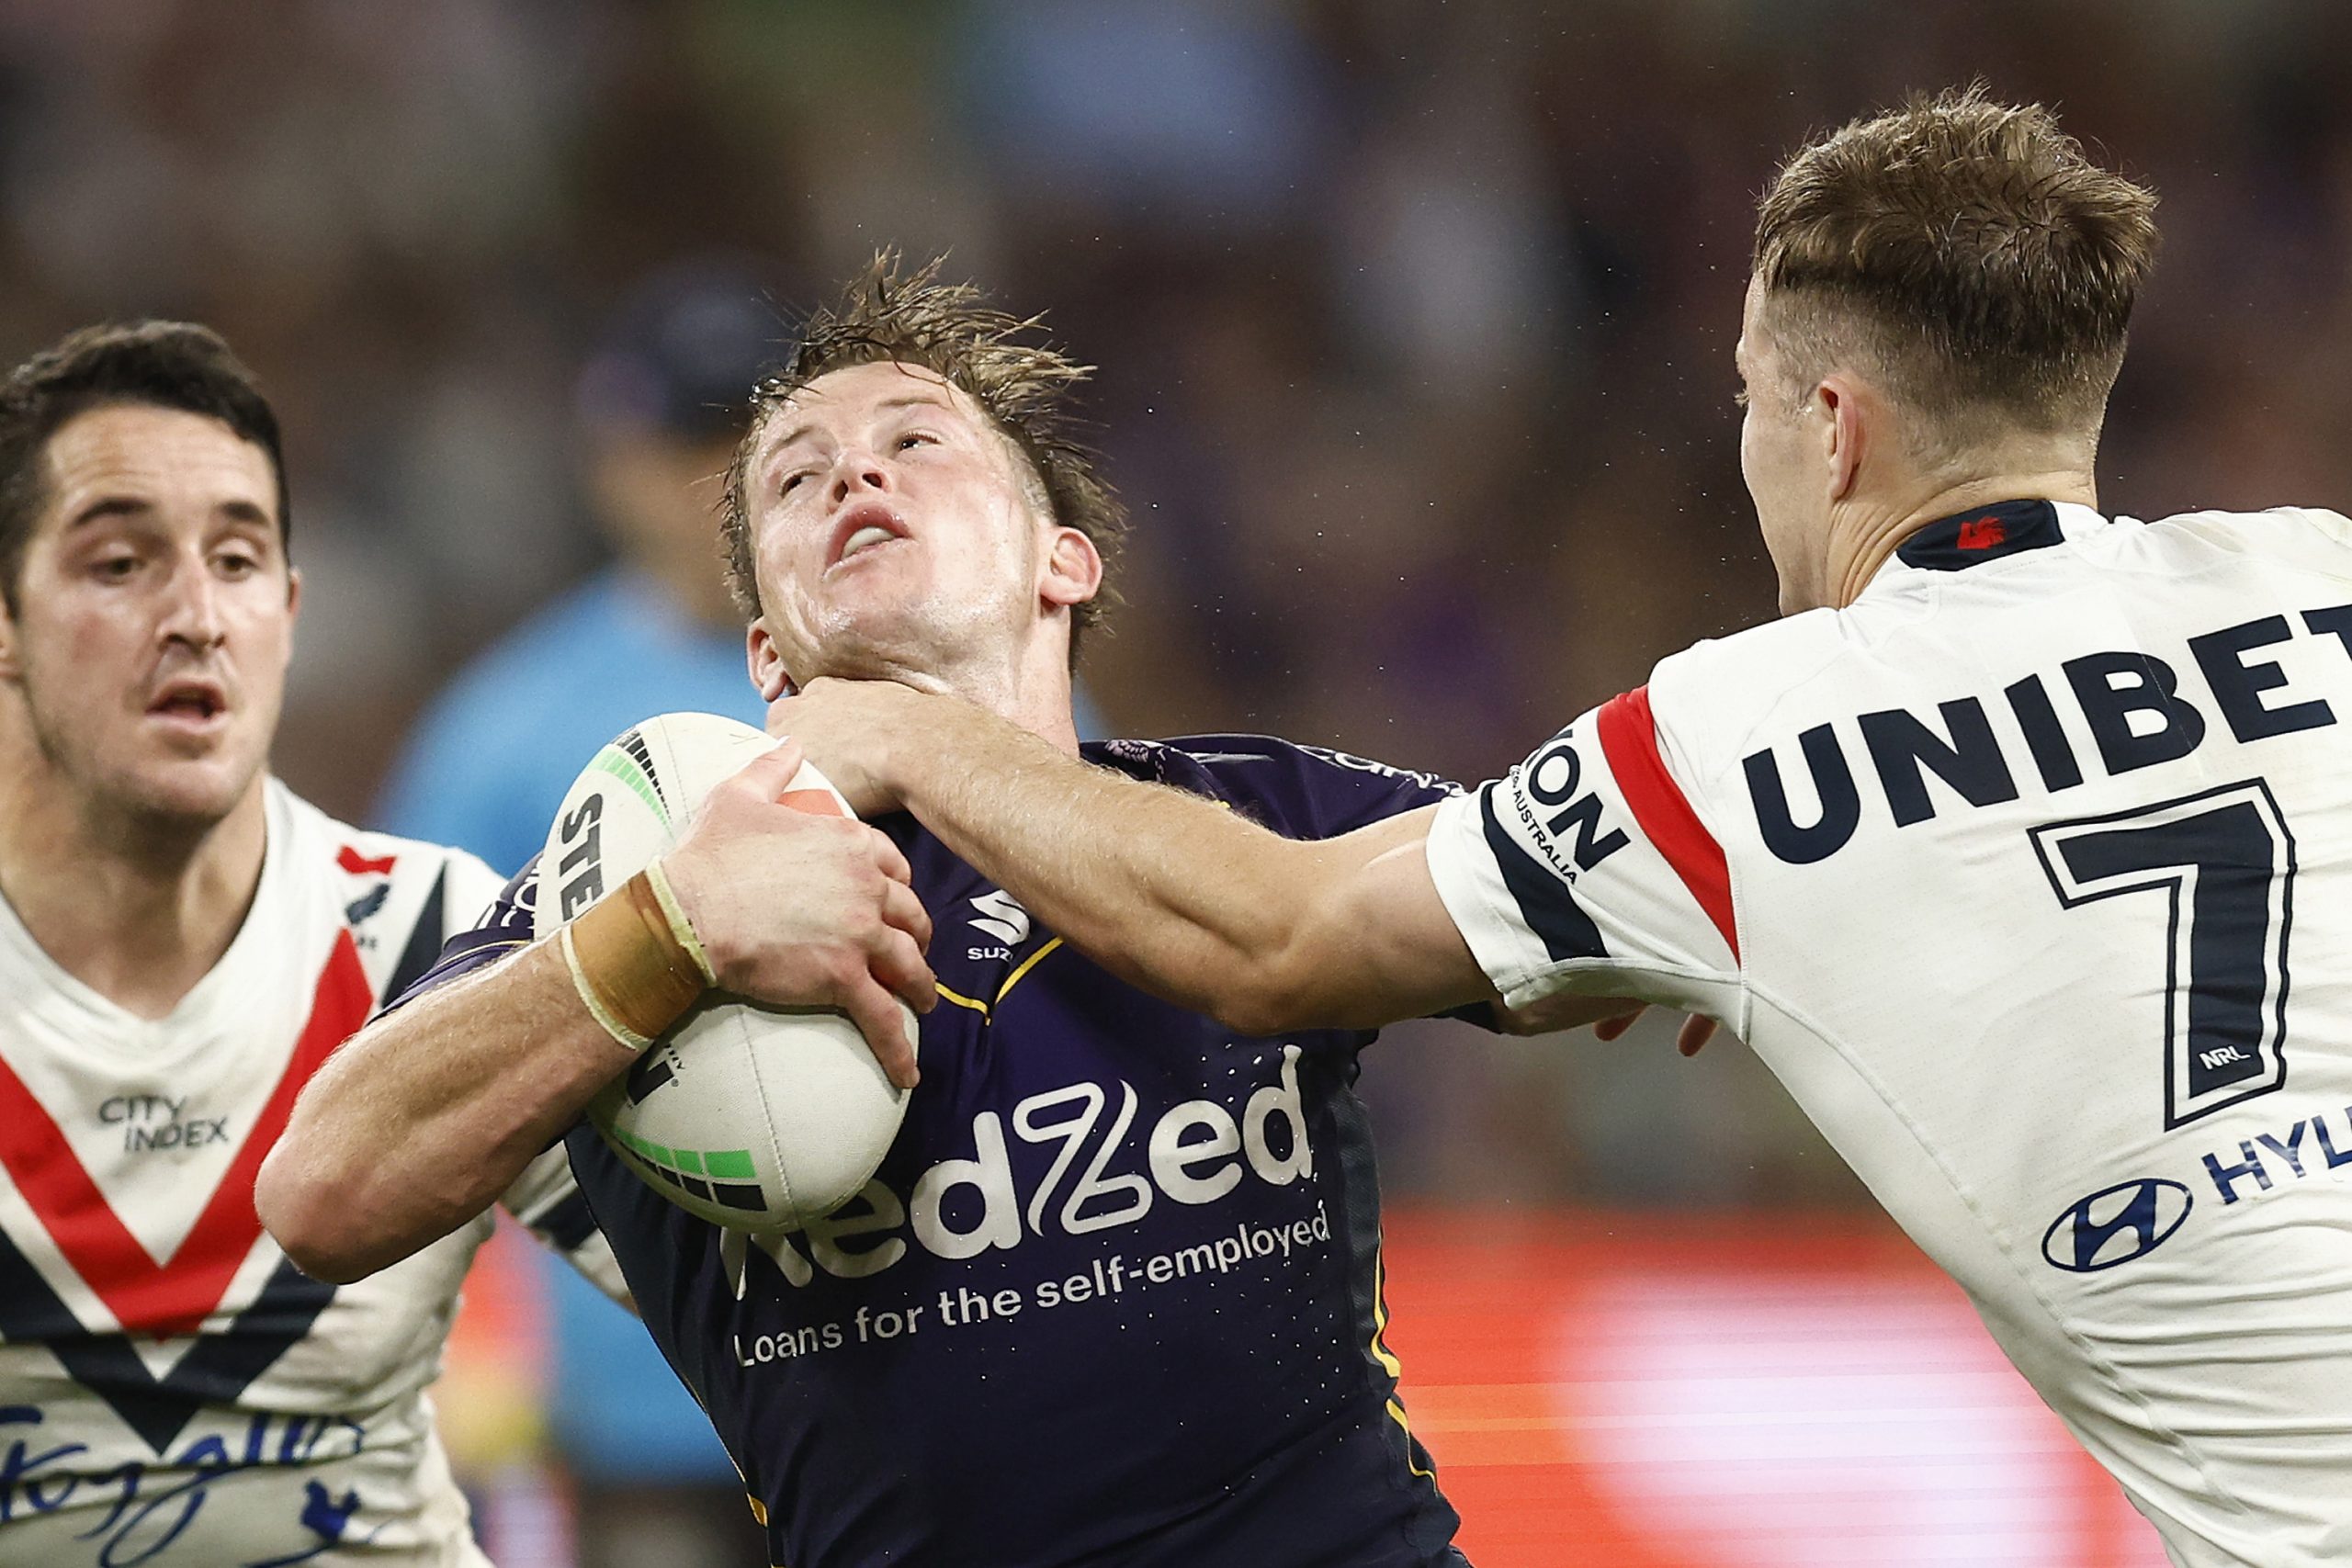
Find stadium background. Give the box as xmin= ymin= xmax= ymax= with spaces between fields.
xmin=13 ymin=1 xmax=2351 ymax=1562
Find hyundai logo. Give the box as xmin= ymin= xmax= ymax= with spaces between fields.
xmin=2041 ymin=1179 xmax=2193 ymax=1272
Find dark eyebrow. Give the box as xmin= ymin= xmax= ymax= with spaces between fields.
xmin=215 ymin=499 xmax=276 ymax=530
xmin=66 ymin=496 xmax=153 ymax=529
xmin=766 ymin=393 xmax=957 ymax=463
xmin=65 ymin=495 xmax=277 ymax=532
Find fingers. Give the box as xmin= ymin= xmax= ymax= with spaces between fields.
xmin=869 ymin=926 xmax=937 ymax=1017
xmin=879 ymin=876 xmax=933 ymax=955
xmin=840 ymin=977 xmax=921 ymax=1090
xmin=730 ymin=738 xmax=809 ymax=800
xmin=1588 ymin=1006 xmax=1717 ymax=1055
xmin=1592 ymin=1005 xmax=1645 ymax=1043
xmin=866 ymin=828 xmax=914 ymax=889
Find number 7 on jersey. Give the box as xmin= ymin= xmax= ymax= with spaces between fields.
xmin=2030 ymin=780 xmax=2296 ymax=1131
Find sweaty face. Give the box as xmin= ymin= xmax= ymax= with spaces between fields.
xmin=1736 ymin=278 xmax=1830 ymax=615
xmin=0 ymin=404 xmax=297 ymax=828
xmin=743 ymin=361 xmax=1057 ymax=691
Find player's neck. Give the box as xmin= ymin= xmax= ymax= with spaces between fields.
xmin=884 ymin=638 xmax=1085 ymax=758
xmin=1826 ymin=464 xmax=2098 ymax=610
xmin=0 ymin=767 xmax=270 ymax=1020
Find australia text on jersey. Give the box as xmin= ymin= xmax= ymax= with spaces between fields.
xmin=716 ymin=1045 xmax=1323 ymax=1359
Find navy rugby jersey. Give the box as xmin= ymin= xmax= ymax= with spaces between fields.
xmin=405 ymin=736 xmax=1474 ymax=1568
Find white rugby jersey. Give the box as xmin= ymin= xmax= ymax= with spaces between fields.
xmin=0 ymin=779 xmax=626 ymax=1568
xmin=1428 ymin=500 xmax=2352 ymax=1567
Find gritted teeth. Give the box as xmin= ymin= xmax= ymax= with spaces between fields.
xmin=840 ymin=525 xmax=898 ymax=562
xmin=827 ymin=502 xmax=910 ymax=570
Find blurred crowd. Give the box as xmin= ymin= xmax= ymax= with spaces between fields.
xmin=9 ymin=0 xmax=2352 ymax=1213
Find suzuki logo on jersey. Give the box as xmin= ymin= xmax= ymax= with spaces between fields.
xmin=968 ymin=890 xmax=1032 ymax=957
xmin=2041 ymin=1179 xmax=2193 ymax=1272
xmin=738 ymin=1045 xmax=1315 ymax=1292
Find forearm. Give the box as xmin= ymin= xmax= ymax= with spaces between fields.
xmin=882 ymin=705 xmax=1295 ymax=1003
xmin=257 ymin=940 xmax=633 ymax=1282
xmin=877 ymin=699 xmax=1350 ymax=1030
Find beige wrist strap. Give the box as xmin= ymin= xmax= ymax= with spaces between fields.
xmin=561 ymin=859 xmax=717 ymax=1053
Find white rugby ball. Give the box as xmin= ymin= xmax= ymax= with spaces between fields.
xmin=535 ymin=711 xmax=914 ymax=1232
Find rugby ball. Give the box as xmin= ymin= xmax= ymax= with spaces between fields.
xmin=535 ymin=712 xmax=914 ymax=1232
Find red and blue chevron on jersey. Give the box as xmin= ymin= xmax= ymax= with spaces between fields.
xmin=0 ymin=779 xmax=626 ymax=1568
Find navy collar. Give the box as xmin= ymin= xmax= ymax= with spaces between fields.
xmin=1894 ymin=498 xmax=2065 ymax=571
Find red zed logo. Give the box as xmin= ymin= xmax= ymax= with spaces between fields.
xmin=1956 ymin=517 xmax=2007 ymax=551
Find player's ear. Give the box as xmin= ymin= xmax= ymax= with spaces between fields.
xmin=0 ymin=597 xmax=17 ymax=682
xmin=1039 ymin=525 xmax=1102 ymax=612
xmin=746 ymin=619 xmax=796 ymax=703
xmin=1817 ymin=372 xmax=1866 ymax=504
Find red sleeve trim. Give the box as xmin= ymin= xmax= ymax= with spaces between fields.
xmin=1594 ymin=686 xmax=1740 ymax=963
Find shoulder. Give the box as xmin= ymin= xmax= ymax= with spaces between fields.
xmin=274 ymin=784 xmax=506 ymax=922
xmin=1088 ymin=734 xmax=1460 ymax=838
xmin=1637 ymin=615 xmax=1856 ymax=782
xmin=2129 ymin=503 xmax=2352 ymax=567
xmin=1100 ymin=733 xmax=1450 ymax=787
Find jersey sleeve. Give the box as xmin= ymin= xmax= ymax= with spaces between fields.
xmin=1281 ymin=741 xmax=1461 ymax=835
xmin=1424 ymin=685 xmax=1746 ymax=1024
xmin=436 ymin=849 xmax=510 ymax=940
xmin=381 ymin=855 xmax=542 ymax=1013
xmin=1155 ymin=734 xmax=1461 ymax=840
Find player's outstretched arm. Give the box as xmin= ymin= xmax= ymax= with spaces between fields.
xmin=260 ymin=741 xmax=936 ymax=1284
xmin=777 ymin=680 xmax=1634 ymax=1036
xmin=260 ymin=941 xmax=642 ymax=1282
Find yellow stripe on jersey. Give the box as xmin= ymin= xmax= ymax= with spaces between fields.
xmin=934 ymin=982 xmax=990 ymax=1017
xmin=931 ymin=938 xmax=1069 ymax=1021
xmin=996 ymin=937 xmax=1065 ymax=1006
xmin=1369 ymin=1248 xmax=1433 ymax=1478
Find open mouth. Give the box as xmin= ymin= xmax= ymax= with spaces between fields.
xmin=147 ymin=682 xmax=226 ymax=724
xmin=825 ymin=502 xmax=910 ymax=572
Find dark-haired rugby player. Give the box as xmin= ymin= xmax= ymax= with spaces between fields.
xmin=0 ymin=321 xmax=632 ymax=1566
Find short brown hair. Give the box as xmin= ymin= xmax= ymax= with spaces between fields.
xmin=1752 ymin=86 xmax=2159 ymax=446
xmin=0 ymin=321 xmax=288 ymax=617
xmin=722 ymin=254 xmax=1125 ymax=660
